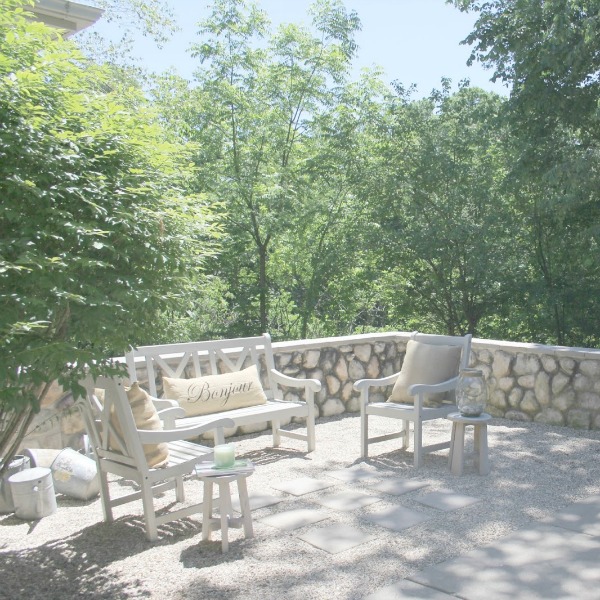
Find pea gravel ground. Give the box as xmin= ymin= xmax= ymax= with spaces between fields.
xmin=2 ymin=413 xmax=600 ymax=600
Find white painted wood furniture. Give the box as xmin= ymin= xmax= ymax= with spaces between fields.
xmin=125 ymin=334 xmax=321 ymax=453
xmin=198 ymin=470 xmax=254 ymax=552
xmin=447 ymin=412 xmax=491 ymax=476
xmin=78 ymin=375 xmax=235 ymax=541
xmin=354 ymin=332 xmax=472 ymax=468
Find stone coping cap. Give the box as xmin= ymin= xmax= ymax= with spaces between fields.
xmin=119 ymin=331 xmax=600 ymax=363
xmin=472 ymin=337 xmax=600 ymax=360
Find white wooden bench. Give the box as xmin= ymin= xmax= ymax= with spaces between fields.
xmin=125 ymin=333 xmax=321 ymax=452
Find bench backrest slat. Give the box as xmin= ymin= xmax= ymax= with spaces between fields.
xmin=126 ymin=333 xmax=279 ymax=400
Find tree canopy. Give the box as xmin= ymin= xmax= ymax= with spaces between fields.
xmin=3 ymin=0 xmax=600 ymax=468
xmin=0 ymin=0 xmax=217 ymax=468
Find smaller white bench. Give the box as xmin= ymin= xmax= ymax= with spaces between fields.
xmin=125 ymin=334 xmax=321 ymax=452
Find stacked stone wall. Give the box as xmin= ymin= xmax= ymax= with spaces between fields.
xmin=21 ymin=333 xmax=600 ymax=450
xmin=471 ymin=342 xmax=600 ymax=428
xmin=273 ymin=335 xmax=403 ymax=418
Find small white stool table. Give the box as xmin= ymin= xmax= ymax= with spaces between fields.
xmin=447 ymin=412 xmax=491 ymax=476
xmin=197 ymin=468 xmax=254 ymax=552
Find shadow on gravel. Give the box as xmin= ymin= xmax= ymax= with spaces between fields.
xmin=0 ymin=513 xmax=200 ymax=600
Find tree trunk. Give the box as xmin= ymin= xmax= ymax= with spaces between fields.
xmin=258 ymin=243 xmax=268 ymax=333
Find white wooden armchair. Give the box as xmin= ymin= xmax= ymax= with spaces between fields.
xmin=77 ymin=375 xmax=234 ymax=541
xmin=354 ymin=332 xmax=472 ymax=468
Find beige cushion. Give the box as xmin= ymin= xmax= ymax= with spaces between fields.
xmin=109 ymin=382 xmax=169 ymax=469
xmin=388 ymin=340 xmax=462 ymax=407
xmin=162 ymin=365 xmax=267 ymax=417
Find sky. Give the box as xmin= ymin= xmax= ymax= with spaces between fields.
xmin=91 ymin=0 xmax=509 ymax=98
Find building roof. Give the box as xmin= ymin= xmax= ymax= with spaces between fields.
xmin=30 ymin=0 xmax=103 ymax=37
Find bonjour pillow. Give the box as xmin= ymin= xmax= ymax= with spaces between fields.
xmin=109 ymin=382 xmax=169 ymax=468
xmin=162 ymin=365 xmax=267 ymax=417
xmin=388 ymin=340 xmax=462 ymax=407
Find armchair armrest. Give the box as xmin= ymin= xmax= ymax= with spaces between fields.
xmin=137 ymin=417 xmax=236 ymax=444
xmin=354 ymin=372 xmax=401 ymax=410
xmin=409 ymin=375 xmax=459 ymax=397
xmin=354 ymin=372 xmax=400 ymax=392
xmin=270 ymin=368 xmax=321 ymax=393
xmin=409 ymin=376 xmax=459 ymax=411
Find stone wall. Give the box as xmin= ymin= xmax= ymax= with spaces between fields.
xmin=20 ymin=332 xmax=600 ymax=450
xmin=272 ymin=333 xmax=403 ymax=418
xmin=273 ymin=334 xmax=600 ymax=429
xmin=470 ymin=339 xmax=600 ymax=428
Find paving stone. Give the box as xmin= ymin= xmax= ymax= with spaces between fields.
xmin=259 ymin=508 xmax=328 ymax=531
xmin=326 ymin=466 xmax=381 ymax=483
xmin=416 ymin=489 xmax=480 ymax=512
xmin=316 ymin=490 xmax=382 ymax=511
xmin=298 ymin=523 xmax=376 ymax=554
xmin=364 ymin=505 xmax=430 ymax=532
xmin=364 ymin=580 xmax=455 ymax=599
xmin=231 ymin=493 xmax=281 ymax=512
xmin=371 ymin=478 xmax=430 ymax=496
xmin=408 ymin=524 xmax=600 ymax=599
xmin=542 ymin=494 xmax=600 ymax=536
xmin=270 ymin=477 xmax=335 ymax=496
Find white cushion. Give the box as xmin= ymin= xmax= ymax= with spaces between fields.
xmin=388 ymin=340 xmax=462 ymax=407
xmin=162 ymin=365 xmax=267 ymax=417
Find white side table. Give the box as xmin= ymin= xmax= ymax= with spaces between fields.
xmin=447 ymin=412 xmax=492 ymax=476
xmin=198 ymin=469 xmax=254 ymax=552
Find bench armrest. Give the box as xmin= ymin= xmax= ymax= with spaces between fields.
xmin=156 ymin=406 xmax=186 ymax=428
xmin=137 ymin=417 xmax=235 ymax=444
xmin=270 ymin=368 xmax=322 ymax=393
xmin=152 ymin=398 xmax=179 ymax=411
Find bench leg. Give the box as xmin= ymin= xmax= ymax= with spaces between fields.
xmin=307 ymin=419 xmax=316 ymax=453
xmin=272 ymin=419 xmax=281 ymax=448
xmin=175 ymin=475 xmax=185 ymax=503
xmin=400 ymin=419 xmax=409 ymax=450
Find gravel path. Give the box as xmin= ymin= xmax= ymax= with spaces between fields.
xmin=2 ymin=414 xmax=600 ymax=600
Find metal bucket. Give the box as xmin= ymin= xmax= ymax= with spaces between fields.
xmin=50 ymin=448 xmax=100 ymax=500
xmin=0 ymin=455 xmax=31 ymax=514
xmin=22 ymin=448 xmax=61 ymax=468
xmin=8 ymin=467 xmax=57 ymax=520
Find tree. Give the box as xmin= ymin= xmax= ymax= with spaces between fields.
xmin=186 ymin=0 xmax=361 ymax=334
xmin=272 ymin=70 xmax=390 ymax=338
xmin=376 ymin=85 xmax=518 ymax=336
xmin=451 ymin=0 xmax=600 ymax=344
xmin=0 ymin=2 xmax=216 ymax=470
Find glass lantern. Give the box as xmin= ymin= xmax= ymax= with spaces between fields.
xmin=456 ymin=368 xmax=487 ymax=417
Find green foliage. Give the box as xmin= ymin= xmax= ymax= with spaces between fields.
xmin=182 ymin=0 xmax=362 ymax=334
xmin=373 ymin=85 xmax=518 ymax=336
xmin=5 ymin=0 xmax=600 ymax=467
xmin=0 ymin=2 xmax=217 ymax=466
xmin=450 ymin=0 xmax=600 ymax=345
xmin=92 ymin=0 xmax=178 ymax=45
